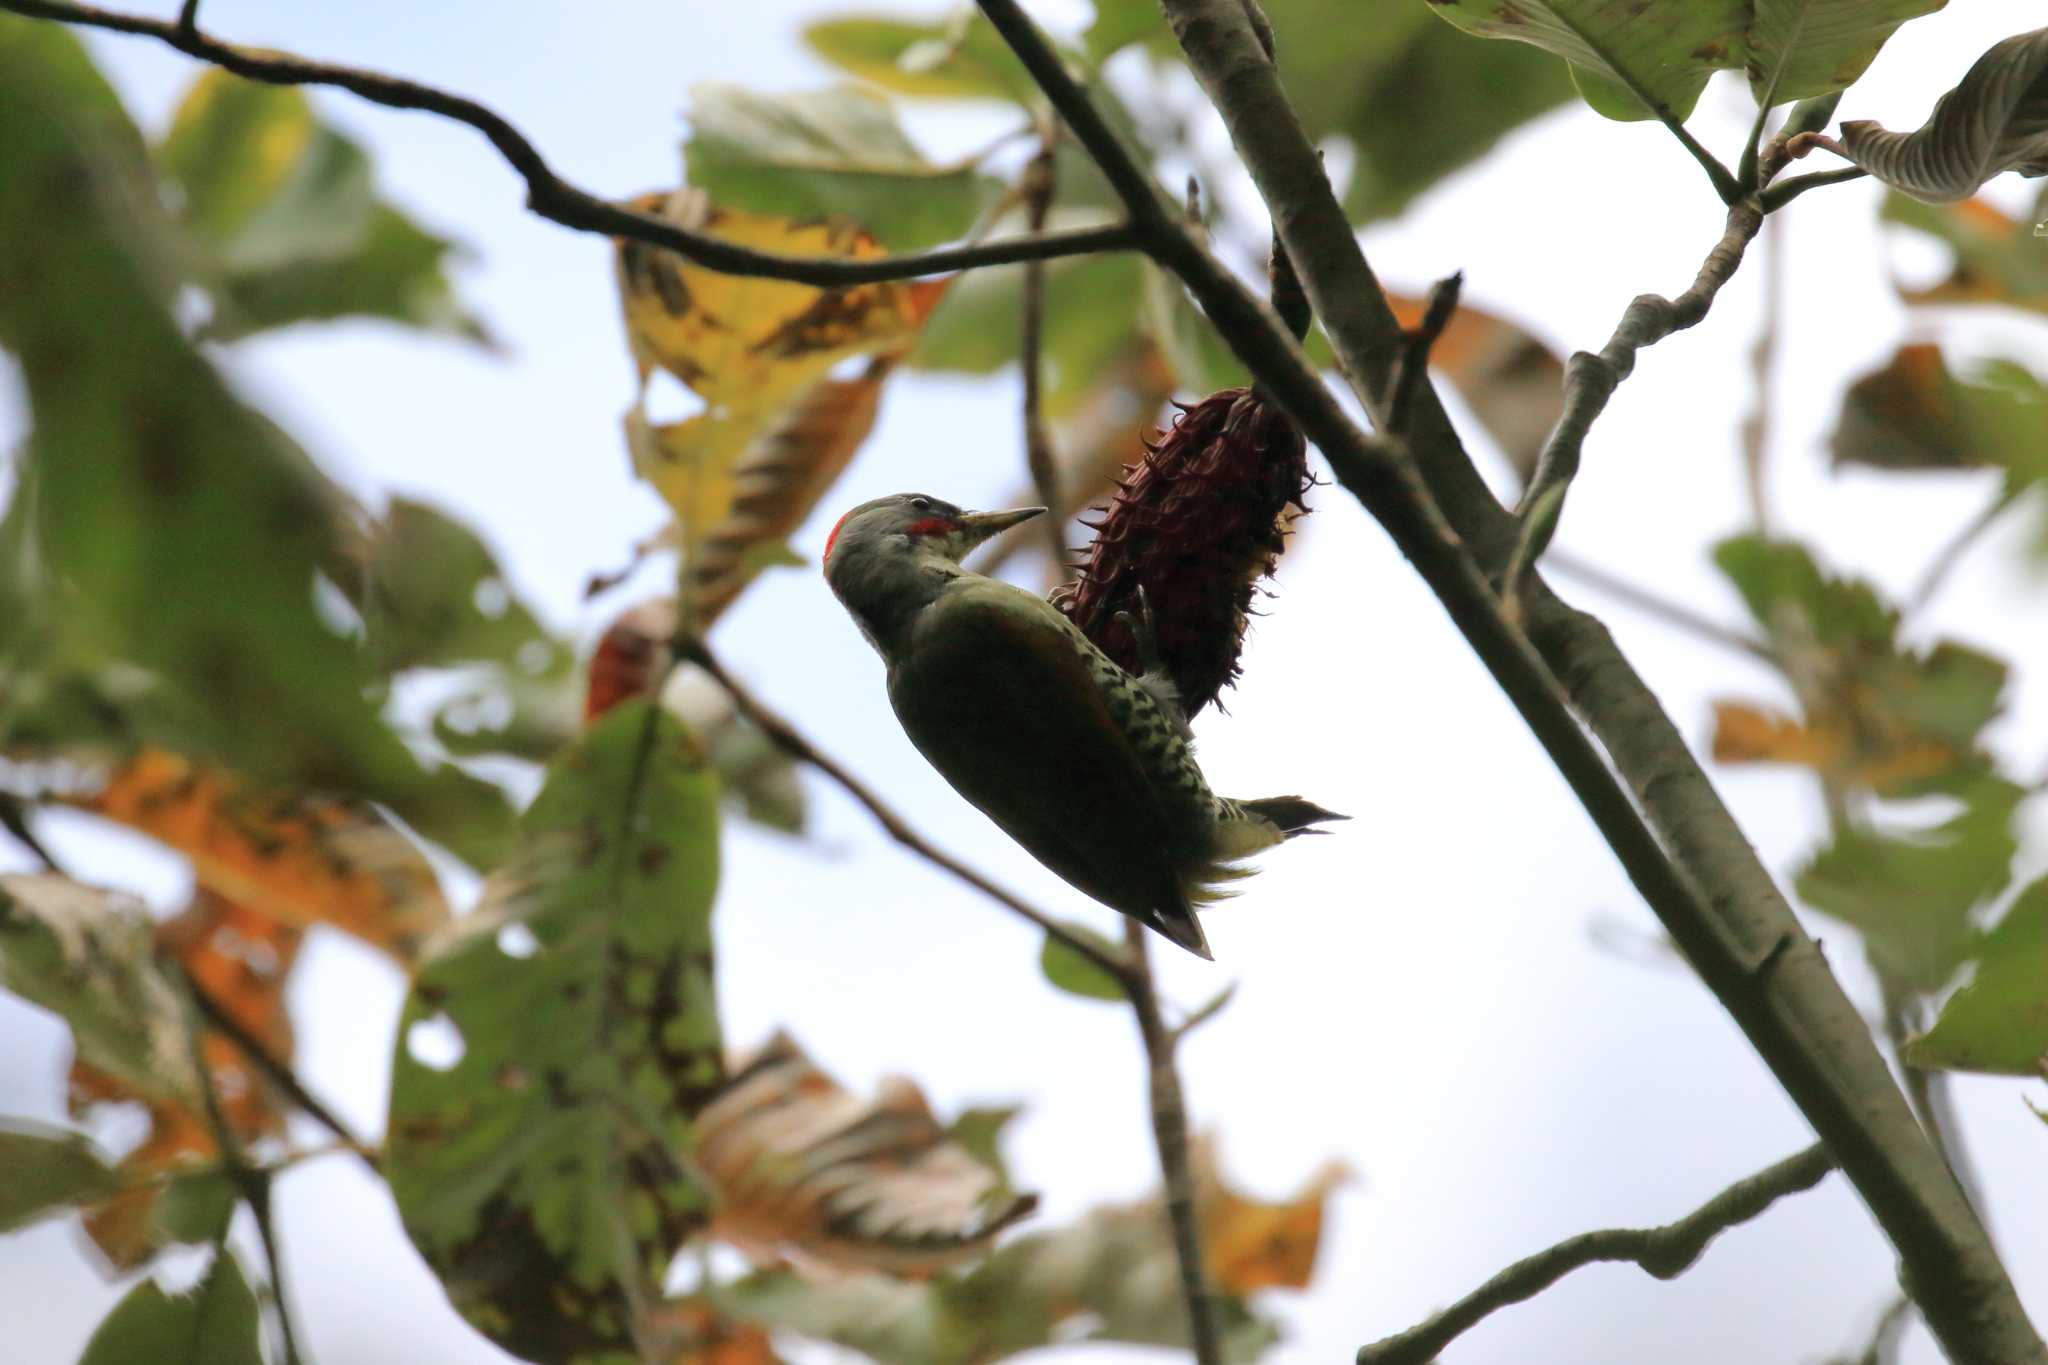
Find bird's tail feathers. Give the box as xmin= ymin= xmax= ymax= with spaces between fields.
xmin=1147 ymin=900 xmax=1214 ymax=960
xmin=1236 ymin=795 xmax=1347 ymax=838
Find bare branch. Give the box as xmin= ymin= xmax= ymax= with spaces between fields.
xmin=676 ymin=639 xmax=1134 ymax=985
xmin=1358 ymin=1145 xmax=1835 ymax=1365
xmin=182 ymin=971 xmax=374 ymax=1159
xmin=1907 ymin=492 xmax=2018 ymax=617
xmin=1503 ymin=197 xmax=1766 ymax=597
xmin=1545 ymin=551 xmax=1774 ymax=664
xmin=0 ymin=0 xmax=1140 ymax=286
xmin=1124 ymin=920 xmax=1222 ymax=1365
xmin=1738 ymin=213 xmax=1783 ymax=533
xmin=1387 ymin=271 xmax=1462 ymax=437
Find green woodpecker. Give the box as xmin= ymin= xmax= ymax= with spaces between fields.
xmin=823 ymin=493 xmax=1342 ymax=960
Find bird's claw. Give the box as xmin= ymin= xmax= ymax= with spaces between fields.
xmin=1114 ymin=585 xmax=1167 ymax=678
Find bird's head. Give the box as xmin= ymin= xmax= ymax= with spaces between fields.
xmin=823 ymin=494 xmax=1045 ymax=649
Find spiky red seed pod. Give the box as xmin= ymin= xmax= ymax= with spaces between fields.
xmin=1052 ymin=387 xmax=1309 ymax=715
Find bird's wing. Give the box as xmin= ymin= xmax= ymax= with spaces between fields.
xmin=886 ymin=584 xmax=1208 ymax=956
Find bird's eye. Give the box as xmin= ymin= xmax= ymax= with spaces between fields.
xmin=909 ymin=496 xmax=933 ymax=513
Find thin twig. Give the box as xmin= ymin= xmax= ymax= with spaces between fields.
xmin=1503 ymin=196 xmax=1765 ymax=599
xmin=676 ymin=639 xmax=1134 ymax=985
xmin=1907 ymin=493 xmax=2016 ymax=617
xmin=1738 ymin=212 xmax=1783 ymax=532
xmin=0 ymin=0 xmax=1139 ymax=287
xmin=1761 ymin=166 xmax=1867 ymax=212
xmin=0 ymin=793 xmax=60 ymax=871
xmin=1850 ymin=1297 xmax=1916 ymax=1365
xmin=1018 ymin=136 xmax=1067 ymax=566
xmin=1170 ymin=981 xmax=1237 ymax=1044
xmin=1546 ymin=550 xmax=1774 ymax=663
xmin=173 ymin=0 xmax=195 ymax=34
xmin=1387 ymin=272 xmax=1462 ymax=437
xmin=1357 ymin=1144 xmax=1835 ymax=1365
xmin=170 ymin=963 xmax=307 ymax=1365
xmin=182 ymin=971 xmax=373 ymax=1158
xmin=1124 ymin=920 xmax=1221 ymax=1365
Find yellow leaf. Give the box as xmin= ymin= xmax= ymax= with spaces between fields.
xmin=66 ymin=747 xmax=448 ymax=961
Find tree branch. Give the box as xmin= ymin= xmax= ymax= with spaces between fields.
xmin=1504 ymin=196 xmax=1765 ymax=597
xmin=0 ymin=0 xmax=1140 ymax=286
xmin=1018 ymin=137 xmax=1067 ymax=566
xmin=1357 ymin=1145 xmax=1835 ymax=1365
xmin=182 ymin=971 xmax=373 ymax=1159
xmin=1034 ymin=0 xmax=2045 ymax=1358
xmin=1544 ymin=550 xmax=1774 ymax=664
xmin=1124 ymin=921 xmax=1221 ymax=1365
xmin=676 ymin=639 xmax=1133 ymax=985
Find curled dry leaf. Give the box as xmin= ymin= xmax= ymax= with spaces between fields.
xmin=614 ymin=191 xmax=946 ymax=627
xmin=1839 ymin=27 xmax=2048 ymax=203
xmin=695 ymin=1031 xmax=1038 ymax=1276
xmin=1385 ymin=290 xmax=1564 ymax=487
xmin=62 ymin=747 xmax=449 ymax=962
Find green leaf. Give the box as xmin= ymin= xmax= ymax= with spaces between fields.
xmin=356 ymin=496 xmax=568 ymax=677
xmin=79 ymin=1251 xmax=264 ymax=1365
xmin=1797 ymin=778 xmax=2022 ymax=994
xmin=1829 ymin=346 xmax=2048 ymax=489
xmin=684 ymin=83 xmax=1001 ymax=250
xmin=1713 ymin=536 xmax=1894 ymax=653
xmin=1910 ymin=876 xmax=2048 ymax=1074
xmin=0 ymin=49 xmax=512 ymax=866
xmin=1423 ymin=0 xmax=1745 ymax=122
xmin=0 ymin=1120 xmax=123 ymax=1233
xmin=1744 ymin=0 xmax=1947 ymax=107
xmin=387 ymin=701 xmax=723 ymax=1361
xmin=911 ymin=247 xmax=1146 ymax=413
xmin=1039 ymin=922 xmax=1126 ymax=1001
xmin=805 ymin=12 xmax=1040 ymax=102
xmin=157 ymin=69 xmax=486 ymax=340
xmin=0 ymin=876 xmax=201 ymax=1110
xmin=1881 ymin=186 xmax=2048 ymax=317
xmin=1332 ymin=14 xmax=1577 ymax=221
xmin=1838 ymin=28 xmax=2048 ymax=203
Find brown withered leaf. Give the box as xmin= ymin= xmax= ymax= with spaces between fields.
xmin=1882 ymin=188 xmax=2048 ymax=316
xmin=63 ymin=747 xmax=448 ymax=961
xmin=695 ymin=1031 xmax=1038 ymax=1276
xmin=71 ymin=892 xmax=300 ymax=1268
xmin=1386 ymin=290 xmax=1564 ymax=486
xmin=644 ymin=1300 xmax=786 ymax=1365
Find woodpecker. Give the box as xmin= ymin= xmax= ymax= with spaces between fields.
xmin=823 ymin=493 xmax=1343 ymax=960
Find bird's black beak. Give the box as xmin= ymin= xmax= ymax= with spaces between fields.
xmin=957 ymin=506 xmax=1046 ymax=554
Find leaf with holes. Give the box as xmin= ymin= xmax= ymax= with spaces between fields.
xmin=1744 ymin=1 xmax=1947 ymax=107
xmin=1882 ymin=186 xmax=2048 ymax=315
xmin=1423 ymin=0 xmax=1745 ymax=122
xmin=695 ymin=1031 xmax=1037 ymax=1275
xmin=78 ymin=1249 xmax=264 ymax=1365
xmin=157 ymin=69 xmax=487 ymax=342
xmin=352 ymin=495 xmax=570 ymax=678
xmin=685 ymin=84 xmax=1001 ymax=250
xmin=0 ymin=51 xmax=513 ymax=866
xmin=387 ymin=700 xmax=723 ymax=1362
xmin=1909 ymin=874 xmax=2048 ymax=1074
xmin=1838 ymin=27 xmax=2048 ymax=203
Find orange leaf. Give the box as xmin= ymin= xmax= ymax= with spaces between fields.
xmin=1710 ymin=701 xmax=1845 ymax=771
xmin=645 ymin=1301 xmax=786 ymax=1365
xmin=66 ymin=747 xmax=448 ymax=961
xmin=1192 ymin=1137 xmax=1352 ymax=1294
xmin=695 ymin=1032 xmax=1037 ymax=1276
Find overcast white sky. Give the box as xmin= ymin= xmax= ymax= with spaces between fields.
xmin=3 ymin=3 xmax=2046 ymax=1363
